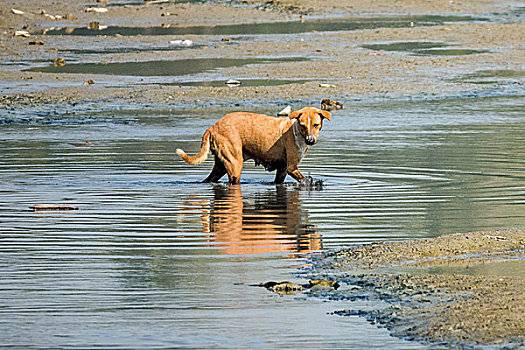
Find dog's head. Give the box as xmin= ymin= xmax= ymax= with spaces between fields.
xmin=289 ymin=107 xmax=331 ymax=145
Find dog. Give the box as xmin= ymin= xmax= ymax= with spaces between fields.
xmin=176 ymin=107 xmax=331 ymax=184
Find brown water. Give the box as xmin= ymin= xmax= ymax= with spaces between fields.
xmin=1 ymin=94 xmax=524 ymax=348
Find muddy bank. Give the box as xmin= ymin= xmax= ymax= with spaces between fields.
xmin=312 ymin=229 xmax=525 ymax=348
xmin=1 ymin=0 xmax=524 ymax=111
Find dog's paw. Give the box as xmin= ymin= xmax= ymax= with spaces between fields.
xmin=298 ymin=176 xmax=324 ymax=190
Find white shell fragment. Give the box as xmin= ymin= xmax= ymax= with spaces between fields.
xmin=85 ymin=7 xmax=109 ymax=13
xmin=319 ymin=83 xmax=336 ymax=88
xmin=11 ymin=9 xmax=25 ymax=15
xmin=225 ymin=79 xmax=241 ymax=86
xmin=169 ymin=39 xmax=193 ymax=47
xmin=277 ymin=106 xmax=292 ymax=116
xmin=14 ymin=30 xmax=31 ymax=37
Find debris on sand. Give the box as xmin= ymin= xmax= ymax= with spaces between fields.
xmin=30 ymin=204 xmax=79 ymax=211
xmin=11 ymin=9 xmax=25 ymax=15
xmin=14 ymin=30 xmax=31 ymax=37
xmin=69 ymin=141 xmax=92 ymax=147
xmin=85 ymin=7 xmax=108 ymax=13
xmin=305 ymin=279 xmax=340 ymax=291
xmin=321 ymin=98 xmax=343 ymax=111
xmin=88 ymin=21 xmax=100 ymax=29
xmin=169 ymin=39 xmax=193 ymax=47
xmin=225 ymin=79 xmax=241 ymax=86
xmin=252 ymin=279 xmax=339 ymax=295
xmin=277 ymin=105 xmax=292 ymax=116
xmin=52 ymin=58 xmax=65 ymax=67
xmin=252 ymin=281 xmax=305 ymax=295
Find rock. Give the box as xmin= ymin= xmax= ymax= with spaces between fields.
xmin=169 ymin=39 xmax=193 ymax=47
xmin=29 ymin=41 xmax=44 ymax=45
xmin=85 ymin=7 xmax=108 ymax=13
xmin=252 ymin=281 xmax=305 ymax=295
xmin=307 ymin=279 xmax=340 ymax=291
xmin=65 ymin=13 xmax=77 ymax=20
xmin=69 ymin=141 xmax=92 ymax=147
xmin=88 ymin=21 xmax=100 ymax=29
xmin=321 ymin=98 xmax=343 ymax=111
xmin=52 ymin=58 xmax=65 ymax=67
xmin=43 ymin=13 xmax=57 ymax=20
xmin=225 ymin=79 xmax=241 ymax=86
xmin=14 ymin=30 xmax=31 ymax=37
xmin=277 ymin=105 xmax=291 ymax=116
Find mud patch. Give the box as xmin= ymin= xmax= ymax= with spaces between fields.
xmin=312 ymin=229 xmax=525 ymax=348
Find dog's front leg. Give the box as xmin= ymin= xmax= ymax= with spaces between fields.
xmin=287 ymin=167 xmax=305 ymax=183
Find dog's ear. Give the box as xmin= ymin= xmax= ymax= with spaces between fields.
xmin=289 ymin=110 xmax=303 ymax=119
xmin=318 ymin=110 xmax=331 ymax=121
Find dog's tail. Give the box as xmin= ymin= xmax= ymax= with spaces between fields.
xmin=176 ymin=129 xmax=211 ymax=165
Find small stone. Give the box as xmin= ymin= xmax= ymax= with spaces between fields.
xmin=277 ymin=105 xmax=292 ymax=116
xmin=88 ymin=21 xmax=100 ymax=29
xmin=14 ymin=30 xmax=31 ymax=37
xmin=226 ymin=79 xmax=241 ymax=86
xmin=52 ymin=58 xmax=65 ymax=67
xmin=169 ymin=39 xmax=193 ymax=47
xmin=85 ymin=7 xmax=108 ymax=13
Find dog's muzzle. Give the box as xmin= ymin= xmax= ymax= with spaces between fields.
xmin=305 ymin=135 xmax=317 ymax=145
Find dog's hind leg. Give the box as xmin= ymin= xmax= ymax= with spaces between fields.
xmin=222 ymin=157 xmax=243 ymax=185
xmin=203 ymin=156 xmax=227 ymax=183
xmin=274 ymin=168 xmax=287 ymax=184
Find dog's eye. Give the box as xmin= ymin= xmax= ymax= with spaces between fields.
xmin=314 ymin=123 xmax=320 ymax=128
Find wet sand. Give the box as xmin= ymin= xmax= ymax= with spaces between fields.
xmin=1 ymin=0 xmax=524 ymax=110
xmin=314 ymin=229 xmax=525 ymax=348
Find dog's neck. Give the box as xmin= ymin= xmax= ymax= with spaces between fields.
xmin=292 ymin=119 xmax=309 ymax=161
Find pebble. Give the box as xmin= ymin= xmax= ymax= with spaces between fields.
xmin=225 ymin=79 xmax=241 ymax=86
xmin=277 ymin=105 xmax=291 ymax=116
xmin=14 ymin=30 xmax=31 ymax=37
xmin=85 ymin=7 xmax=108 ymax=13
xmin=169 ymin=39 xmax=193 ymax=47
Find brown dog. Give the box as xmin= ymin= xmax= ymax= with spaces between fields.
xmin=176 ymin=107 xmax=331 ymax=184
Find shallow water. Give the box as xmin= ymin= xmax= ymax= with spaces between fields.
xmin=1 ymin=95 xmax=524 ymax=348
xmin=41 ymin=14 xmax=481 ymax=36
xmin=361 ymin=41 xmax=488 ymax=56
xmin=27 ymin=57 xmax=306 ymax=76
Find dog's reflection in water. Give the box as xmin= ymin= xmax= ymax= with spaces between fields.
xmin=181 ymin=185 xmax=321 ymax=255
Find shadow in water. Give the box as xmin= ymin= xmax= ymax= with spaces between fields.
xmin=180 ymin=185 xmax=321 ymax=255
